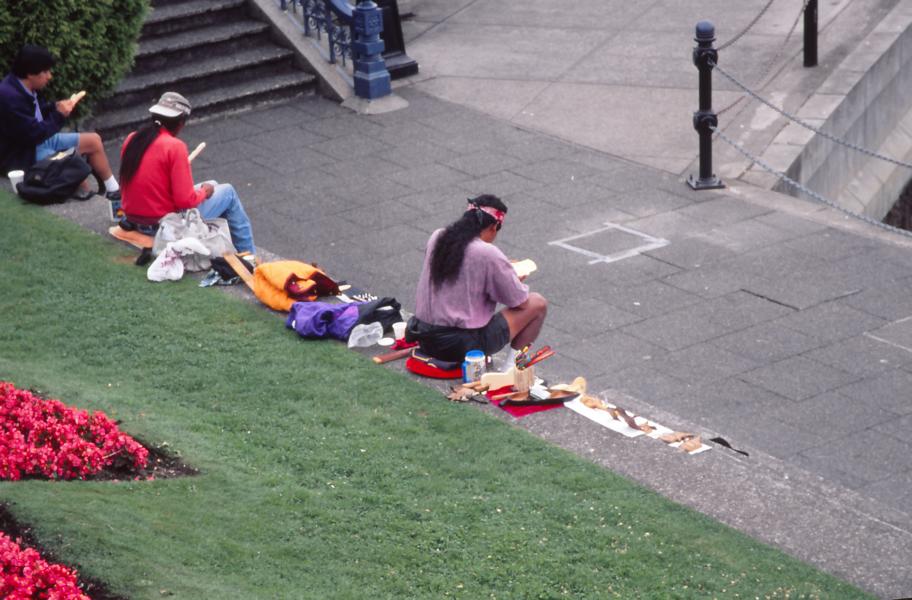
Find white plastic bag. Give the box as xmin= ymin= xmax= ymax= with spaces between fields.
xmin=347 ymin=322 xmax=383 ymax=348
xmin=153 ymin=208 xmax=234 ymax=271
xmin=147 ymin=238 xmax=210 ymax=282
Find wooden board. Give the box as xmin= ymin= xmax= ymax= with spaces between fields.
xmin=108 ymin=225 xmax=153 ymax=249
xmin=480 ymin=369 xmax=515 ymax=390
xmin=222 ymin=252 xmax=256 ymax=292
xmin=372 ymin=347 xmax=413 ymax=364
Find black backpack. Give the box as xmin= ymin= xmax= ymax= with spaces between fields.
xmin=355 ymin=297 xmax=403 ymax=333
xmin=16 ymin=153 xmax=92 ymax=205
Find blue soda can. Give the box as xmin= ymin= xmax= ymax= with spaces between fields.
xmin=462 ymin=350 xmax=486 ymax=383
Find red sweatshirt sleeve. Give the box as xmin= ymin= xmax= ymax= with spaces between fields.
xmin=167 ymin=141 xmax=206 ymax=209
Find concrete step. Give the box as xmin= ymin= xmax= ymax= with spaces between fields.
xmin=143 ymin=0 xmax=248 ymax=37
xmin=90 ymin=70 xmax=316 ymax=140
xmin=91 ymin=0 xmax=324 ymax=140
xmin=134 ymin=20 xmax=271 ymax=72
xmin=103 ymin=45 xmax=296 ymax=111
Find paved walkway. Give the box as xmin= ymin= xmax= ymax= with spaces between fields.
xmin=51 ymin=0 xmax=912 ymax=596
xmin=400 ymin=0 xmax=899 ymax=177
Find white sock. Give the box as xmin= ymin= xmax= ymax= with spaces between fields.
xmin=104 ymin=176 xmax=119 ymax=193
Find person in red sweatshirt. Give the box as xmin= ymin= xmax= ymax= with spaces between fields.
xmin=119 ymin=91 xmax=255 ymax=255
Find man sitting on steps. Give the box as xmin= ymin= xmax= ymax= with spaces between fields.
xmin=0 ymin=44 xmax=121 ymax=209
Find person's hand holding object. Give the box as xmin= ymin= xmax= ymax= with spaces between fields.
xmin=55 ymin=99 xmax=75 ymax=117
xmin=200 ymin=183 xmax=215 ymax=199
xmin=55 ymin=91 xmax=85 ymax=118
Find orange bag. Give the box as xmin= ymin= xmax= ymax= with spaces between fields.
xmin=253 ymin=261 xmax=340 ymax=312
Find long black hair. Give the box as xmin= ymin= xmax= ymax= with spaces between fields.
xmin=119 ymin=115 xmax=186 ymax=185
xmin=429 ymin=194 xmax=507 ymax=287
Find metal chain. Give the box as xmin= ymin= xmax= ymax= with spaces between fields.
xmin=711 ymin=125 xmax=912 ymax=238
xmin=715 ymin=96 xmax=745 ymax=118
xmin=717 ymin=0 xmax=810 ymax=116
xmin=712 ymin=60 xmax=912 ymax=170
xmin=718 ymin=0 xmax=777 ymax=51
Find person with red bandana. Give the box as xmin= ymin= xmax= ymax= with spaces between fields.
xmin=406 ymin=194 xmax=547 ymax=363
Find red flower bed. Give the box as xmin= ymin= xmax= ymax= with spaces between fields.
xmin=0 ymin=382 xmax=148 ymax=480
xmin=0 ymin=531 xmax=89 ymax=599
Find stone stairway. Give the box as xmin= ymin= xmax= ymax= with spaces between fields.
xmin=88 ymin=0 xmax=316 ymax=139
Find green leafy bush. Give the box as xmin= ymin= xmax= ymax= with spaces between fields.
xmin=0 ymin=0 xmax=148 ymax=118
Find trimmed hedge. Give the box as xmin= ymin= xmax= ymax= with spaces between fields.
xmin=0 ymin=0 xmax=149 ymax=118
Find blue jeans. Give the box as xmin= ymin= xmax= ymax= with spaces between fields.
xmin=197 ymin=183 xmax=255 ymax=254
xmin=35 ymin=132 xmax=80 ymax=161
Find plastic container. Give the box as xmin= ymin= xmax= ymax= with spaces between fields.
xmin=462 ymin=350 xmax=486 ymax=383
xmin=7 ymin=170 xmax=24 ymax=193
xmin=347 ymin=321 xmax=383 ymax=348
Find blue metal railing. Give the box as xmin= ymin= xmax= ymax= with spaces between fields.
xmin=280 ymin=0 xmax=391 ymax=99
xmin=281 ymin=0 xmax=354 ymax=67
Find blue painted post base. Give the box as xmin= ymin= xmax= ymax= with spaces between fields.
xmin=352 ymin=0 xmax=392 ymax=100
xmin=354 ymin=57 xmax=391 ymax=99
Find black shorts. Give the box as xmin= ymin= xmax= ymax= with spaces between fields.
xmin=405 ymin=314 xmax=511 ymax=363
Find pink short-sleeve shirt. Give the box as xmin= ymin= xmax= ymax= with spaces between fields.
xmin=415 ymin=229 xmax=529 ymax=329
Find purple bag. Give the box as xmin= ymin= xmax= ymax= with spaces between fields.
xmin=286 ymin=301 xmax=361 ymax=340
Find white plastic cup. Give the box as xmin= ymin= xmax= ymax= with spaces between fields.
xmin=7 ymin=170 xmax=24 ymax=192
xmin=392 ymin=321 xmax=407 ymax=340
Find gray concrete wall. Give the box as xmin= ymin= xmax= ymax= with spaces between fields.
xmin=775 ymin=11 xmax=912 ymax=219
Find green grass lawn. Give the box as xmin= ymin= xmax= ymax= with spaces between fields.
xmin=0 ymin=192 xmax=869 ymax=599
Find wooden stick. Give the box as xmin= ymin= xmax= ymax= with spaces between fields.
xmin=491 ymin=390 xmax=529 ymax=402
xmin=524 ymin=349 xmax=555 ymax=368
xmin=188 ymin=142 xmax=206 ymax=163
xmin=222 ymin=252 xmax=255 ymax=292
xmin=372 ymin=347 xmax=413 ymax=364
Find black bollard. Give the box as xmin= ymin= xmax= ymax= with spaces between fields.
xmin=804 ymin=0 xmax=818 ymax=67
xmin=687 ymin=20 xmax=724 ymax=191
xmin=375 ymin=0 xmax=419 ymax=79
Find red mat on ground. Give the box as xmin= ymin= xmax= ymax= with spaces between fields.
xmin=405 ymin=356 xmax=462 ymax=379
xmin=486 ymin=386 xmax=565 ymax=418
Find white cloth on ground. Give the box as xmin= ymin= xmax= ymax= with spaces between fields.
xmin=147 ymin=237 xmax=210 ymax=282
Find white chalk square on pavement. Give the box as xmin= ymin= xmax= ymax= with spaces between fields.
xmin=548 ymin=222 xmax=669 ymax=265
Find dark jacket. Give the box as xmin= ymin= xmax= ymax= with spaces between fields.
xmin=0 ymin=73 xmax=66 ymax=173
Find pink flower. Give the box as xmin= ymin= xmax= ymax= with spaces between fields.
xmin=0 ymin=382 xmax=148 ymax=480
xmin=0 ymin=532 xmax=89 ymax=598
